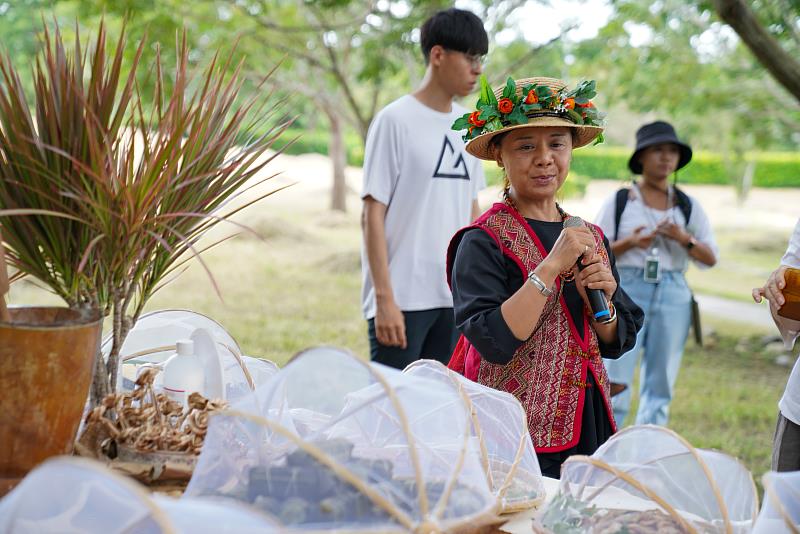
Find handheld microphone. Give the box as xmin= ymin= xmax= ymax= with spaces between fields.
xmin=563 ymin=216 xmax=611 ymax=322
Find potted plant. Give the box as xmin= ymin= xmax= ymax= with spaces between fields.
xmin=0 ymin=19 xmax=289 ymax=484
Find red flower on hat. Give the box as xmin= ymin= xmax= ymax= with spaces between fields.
xmin=497 ymin=98 xmax=514 ymax=114
xmin=468 ymin=111 xmax=486 ymax=127
xmin=563 ymin=97 xmax=575 ymax=110
xmin=577 ymin=101 xmax=594 ymax=119
xmin=524 ymin=90 xmax=538 ymax=104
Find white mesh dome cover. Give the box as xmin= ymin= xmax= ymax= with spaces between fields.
xmin=102 ymin=309 xmax=241 ymax=362
xmin=753 ymin=471 xmax=800 ymax=534
xmin=105 ymin=309 xmax=278 ymax=403
xmin=403 ymin=359 xmax=545 ymax=512
xmin=184 ymin=346 xmax=500 ymax=532
xmin=0 ymin=456 xmax=281 ymax=533
xmin=539 ymin=425 xmax=758 ymax=533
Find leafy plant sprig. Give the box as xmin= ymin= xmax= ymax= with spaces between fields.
xmin=0 ymin=20 xmax=292 ymax=406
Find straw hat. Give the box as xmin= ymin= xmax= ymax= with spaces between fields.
xmin=453 ymin=76 xmax=604 ymax=161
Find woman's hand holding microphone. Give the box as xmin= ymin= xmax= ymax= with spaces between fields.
xmin=539 ymin=222 xmax=617 ymax=306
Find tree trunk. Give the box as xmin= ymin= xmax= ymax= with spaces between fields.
xmin=327 ymin=110 xmax=347 ymax=213
xmin=712 ymin=0 xmax=800 ymax=103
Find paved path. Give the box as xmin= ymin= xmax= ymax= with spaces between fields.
xmin=695 ymin=293 xmax=775 ymax=330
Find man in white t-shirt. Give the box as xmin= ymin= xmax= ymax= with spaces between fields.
xmin=361 ymin=8 xmax=487 ymax=369
xmin=753 ymin=218 xmax=800 ymax=471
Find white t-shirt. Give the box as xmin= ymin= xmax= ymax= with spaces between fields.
xmin=594 ymin=184 xmax=718 ymax=272
xmin=360 ymin=95 xmax=485 ymax=319
xmin=779 ymin=218 xmax=800 ymax=425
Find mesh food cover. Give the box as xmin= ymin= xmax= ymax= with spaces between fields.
xmin=106 ymin=309 xmax=277 ymax=403
xmin=753 ymin=471 xmax=800 ymax=534
xmin=538 ymin=425 xmax=758 ymax=533
xmin=404 ymin=359 xmax=545 ymax=512
xmin=185 ymin=347 xmax=499 ymax=532
xmin=0 ymin=456 xmax=280 ymax=533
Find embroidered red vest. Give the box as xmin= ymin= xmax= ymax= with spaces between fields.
xmin=447 ymin=203 xmax=617 ymax=452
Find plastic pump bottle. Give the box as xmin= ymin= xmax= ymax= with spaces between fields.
xmin=162 ymin=339 xmax=205 ymax=407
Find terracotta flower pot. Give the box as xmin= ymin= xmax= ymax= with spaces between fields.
xmin=0 ymin=307 xmax=102 ymax=493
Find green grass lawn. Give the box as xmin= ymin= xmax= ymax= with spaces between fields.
xmin=8 ymin=185 xmax=792 ymax=495
xmin=685 ymin=226 xmax=792 ymax=303
xmin=621 ymin=326 xmax=790 ymax=493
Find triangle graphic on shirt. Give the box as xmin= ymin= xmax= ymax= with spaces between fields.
xmin=433 ymin=136 xmax=470 ymax=180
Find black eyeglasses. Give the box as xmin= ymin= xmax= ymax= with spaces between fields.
xmin=444 ymin=48 xmax=486 ymax=68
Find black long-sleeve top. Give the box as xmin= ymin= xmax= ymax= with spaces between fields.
xmin=450 ymin=218 xmax=645 ymax=478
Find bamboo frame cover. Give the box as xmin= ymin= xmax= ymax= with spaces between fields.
xmin=196 ymin=347 xmax=500 ymax=533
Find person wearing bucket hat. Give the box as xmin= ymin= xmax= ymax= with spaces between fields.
xmin=360 ymin=8 xmax=488 ymax=370
xmin=595 ymin=121 xmax=718 ymax=427
xmin=446 ymin=75 xmax=643 ymax=477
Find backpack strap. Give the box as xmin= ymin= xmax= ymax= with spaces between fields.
xmin=613 ymin=188 xmax=630 ymax=242
xmin=673 ymin=186 xmax=693 ymax=225
xmin=614 ymin=186 xmax=693 ymax=241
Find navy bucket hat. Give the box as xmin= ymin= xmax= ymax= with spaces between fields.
xmin=628 ymin=121 xmax=692 ymax=175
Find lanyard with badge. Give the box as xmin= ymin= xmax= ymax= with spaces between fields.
xmin=636 ymin=184 xmax=676 ymax=284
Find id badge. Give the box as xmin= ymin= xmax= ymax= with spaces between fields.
xmin=644 ymin=253 xmax=661 ymax=283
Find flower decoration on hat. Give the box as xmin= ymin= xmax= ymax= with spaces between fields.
xmin=452 ymin=75 xmax=605 ymax=144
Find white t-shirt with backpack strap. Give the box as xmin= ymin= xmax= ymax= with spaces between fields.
xmin=595 ymin=184 xmax=719 ymax=272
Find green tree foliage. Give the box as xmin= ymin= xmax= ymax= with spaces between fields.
xmin=571 ymin=0 xmax=800 ymax=151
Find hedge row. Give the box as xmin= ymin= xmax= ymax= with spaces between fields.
xmin=266 ymin=128 xmax=799 ymax=188
xmin=571 ymin=147 xmax=800 ymax=188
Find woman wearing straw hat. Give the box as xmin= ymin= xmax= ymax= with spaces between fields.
xmin=446 ymin=76 xmax=643 ymax=477
xmin=595 ymin=121 xmax=718 ymax=428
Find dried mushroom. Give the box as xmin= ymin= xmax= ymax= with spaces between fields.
xmin=82 ymin=367 xmax=227 ymax=456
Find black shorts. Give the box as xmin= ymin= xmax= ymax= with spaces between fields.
xmin=773 ymin=411 xmax=800 ymax=471
xmin=367 ymin=307 xmax=458 ymax=370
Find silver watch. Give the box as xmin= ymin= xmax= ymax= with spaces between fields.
xmin=527 ymin=271 xmax=553 ymax=297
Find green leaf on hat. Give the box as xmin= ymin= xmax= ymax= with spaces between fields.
xmin=478 ymin=104 xmax=500 ymax=121
xmin=566 ymin=109 xmax=584 ymax=124
xmin=478 ymin=75 xmax=497 ymax=108
xmin=487 ymin=117 xmax=503 ymax=131
xmin=452 ymin=115 xmax=471 ymax=131
xmin=502 ymin=77 xmax=516 ymax=99
xmin=507 ymin=105 xmax=528 ymax=125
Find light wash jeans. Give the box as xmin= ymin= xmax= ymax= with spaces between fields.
xmin=605 ymin=267 xmax=692 ymax=426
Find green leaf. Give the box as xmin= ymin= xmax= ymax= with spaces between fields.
xmin=478 ymin=74 xmax=497 ymax=107
xmin=478 ymin=105 xmax=500 ymax=121
xmin=503 ymin=76 xmax=516 ymax=99
xmin=567 ymin=109 xmax=584 ymax=124
xmin=487 ymin=117 xmax=503 ymax=130
xmin=507 ymin=105 xmax=528 ymax=125
xmin=522 ymin=103 xmax=542 ymax=113
xmin=452 ymin=116 xmax=470 ymax=130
